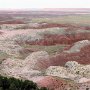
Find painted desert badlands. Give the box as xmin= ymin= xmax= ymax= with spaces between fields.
xmin=0 ymin=9 xmax=90 ymax=90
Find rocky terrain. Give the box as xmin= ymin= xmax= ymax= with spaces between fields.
xmin=0 ymin=11 xmax=90 ymax=90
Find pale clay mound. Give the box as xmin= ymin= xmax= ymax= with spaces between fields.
xmin=24 ymin=51 xmax=49 ymax=70
xmin=64 ymin=40 xmax=90 ymax=53
xmin=0 ymin=40 xmax=23 ymax=56
xmin=1 ymin=51 xmax=49 ymax=79
xmin=1 ymin=52 xmax=90 ymax=89
xmin=46 ymin=66 xmax=79 ymax=80
xmin=0 ymin=27 xmax=89 ymax=41
xmin=1 ymin=53 xmax=90 ymax=84
xmin=0 ymin=28 xmax=90 ymax=89
xmin=0 ymin=23 xmax=45 ymax=30
xmin=1 ymin=58 xmax=42 ymax=79
xmin=0 ymin=28 xmax=64 ymax=39
xmin=46 ymin=61 xmax=90 ymax=83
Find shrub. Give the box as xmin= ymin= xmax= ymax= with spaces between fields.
xmin=0 ymin=75 xmax=48 ymax=90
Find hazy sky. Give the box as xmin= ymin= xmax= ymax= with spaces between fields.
xmin=0 ymin=0 xmax=90 ymax=10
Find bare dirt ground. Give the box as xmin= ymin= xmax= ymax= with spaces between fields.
xmin=0 ymin=11 xmax=90 ymax=90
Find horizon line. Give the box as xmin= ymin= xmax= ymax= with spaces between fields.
xmin=0 ymin=8 xmax=90 ymax=11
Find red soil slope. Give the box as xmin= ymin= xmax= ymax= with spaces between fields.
xmin=26 ymin=23 xmax=90 ymax=30
xmin=0 ymin=20 xmax=25 ymax=24
xmin=36 ymin=76 xmax=77 ymax=90
xmin=25 ymin=44 xmax=90 ymax=71
xmin=48 ymin=45 xmax=90 ymax=67
xmin=24 ymin=33 xmax=90 ymax=46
